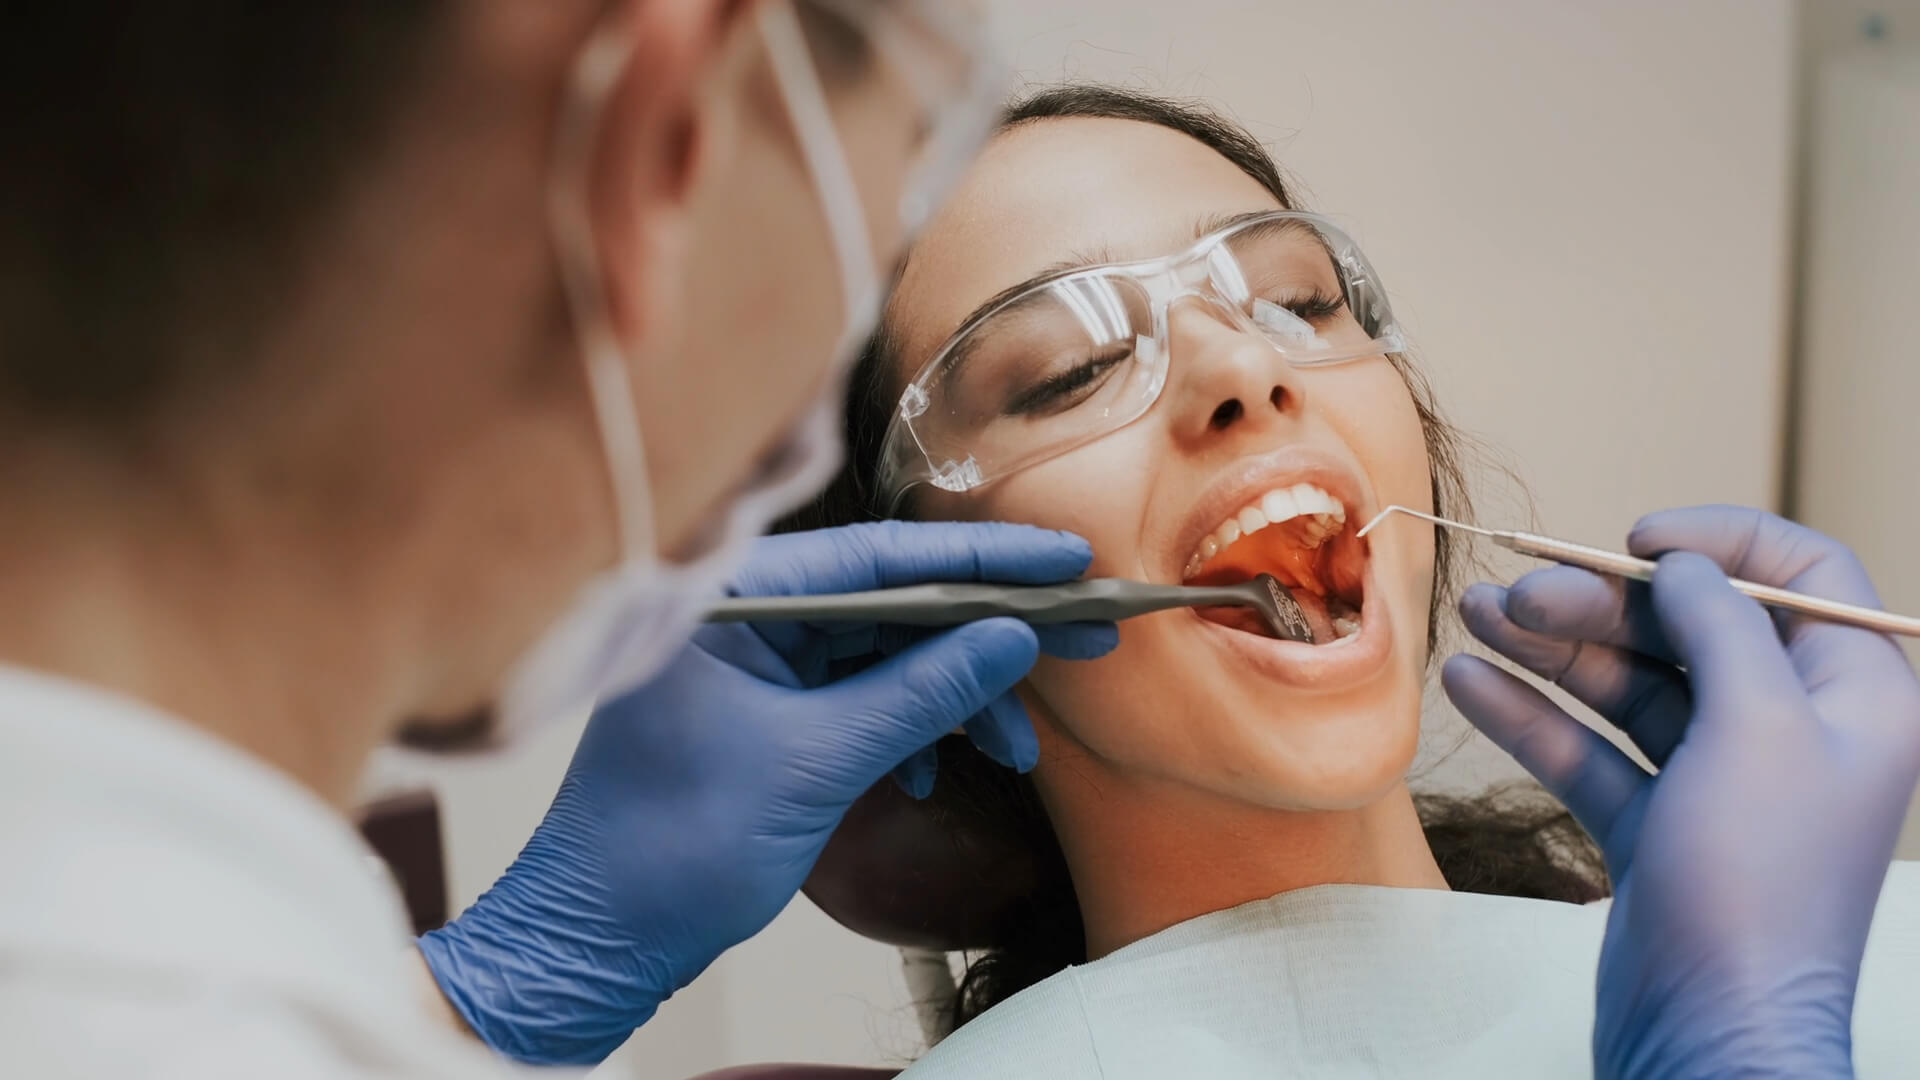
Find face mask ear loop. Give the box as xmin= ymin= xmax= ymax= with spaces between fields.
xmin=548 ymin=16 xmax=657 ymax=565
xmin=758 ymin=1 xmax=880 ymax=338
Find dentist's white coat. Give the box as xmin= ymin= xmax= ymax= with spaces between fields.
xmin=0 ymin=665 xmax=584 ymax=1079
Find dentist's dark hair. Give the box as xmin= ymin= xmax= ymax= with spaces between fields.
xmin=0 ymin=5 xmax=449 ymax=432
xmin=778 ymin=85 xmax=1606 ymax=1032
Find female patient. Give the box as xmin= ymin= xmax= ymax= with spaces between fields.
xmin=785 ymin=87 xmax=1919 ymax=1077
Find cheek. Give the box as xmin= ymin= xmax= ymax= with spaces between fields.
xmin=916 ymin=430 xmax=1159 ymax=574
xmin=916 ymin=430 xmax=1166 ymax=738
xmin=1315 ymin=360 xmax=1439 ymax=649
xmin=1316 ymin=361 xmax=1434 ymax=516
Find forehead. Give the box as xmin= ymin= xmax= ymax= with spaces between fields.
xmin=890 ymin=116 xmax=1287 ymax=366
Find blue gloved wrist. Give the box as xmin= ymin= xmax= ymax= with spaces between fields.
xmin=1606 ymin=1008 xmax=1852 ymax=1080
xmin=419 ymin=914 xmax=658 ymax=1067
xmin=416 ymin=782 xmax=679 ymax=1067
xmin=1598 ymin=960 xmax=1856 ymax=1080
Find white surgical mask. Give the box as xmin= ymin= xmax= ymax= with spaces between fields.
xmin=486 ymin=1 xmax=886 ymax=747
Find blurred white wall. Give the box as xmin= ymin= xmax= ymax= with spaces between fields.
xmin=1792 ymin=2 xmax=1920 ymax=854
xmin=428 ymin=3 xmax=1807 ymax=1076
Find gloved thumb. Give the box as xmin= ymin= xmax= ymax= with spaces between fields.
xmin=819 ymin=617 xmax=1040 ymax=795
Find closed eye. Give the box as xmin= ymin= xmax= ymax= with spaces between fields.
xmin=1271 ymin=289 xmax=1346 ymax=321
xmin=1004 ymin=346 xmax=1132 ymax=416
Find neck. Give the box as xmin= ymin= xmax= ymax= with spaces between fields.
xmin=0 ymin=441 xmax=408 ymax=807
xmin=1038 ymin=753 xmax=1446 ymax=958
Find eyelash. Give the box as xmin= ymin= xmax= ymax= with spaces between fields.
xmin=1005 ymin=345 xmax=1132 ymax=416
xmin=1265 ymin=289 xmax=1346 ymax=321
xmin=1001 ymin=290 xmax=1348 ymax=417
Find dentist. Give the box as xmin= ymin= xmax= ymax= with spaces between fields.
xmin=0 ymin=3 xmax=1111 ymax=1075
xmin=0 ymin=5 xmax=1911 ymax=1080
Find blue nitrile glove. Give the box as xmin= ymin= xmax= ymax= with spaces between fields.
xmin=417 ymin=522 xmax=1117 ymax=1065
xmin=1442 ymin=506 xmax=1920 ymax=1080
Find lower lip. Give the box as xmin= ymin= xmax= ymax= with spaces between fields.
xmin=1187 ymin=562 xmax=1394 ymax=691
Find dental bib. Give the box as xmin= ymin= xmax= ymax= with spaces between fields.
xmin=899 ymin=867 xmax=1920 ymax=1079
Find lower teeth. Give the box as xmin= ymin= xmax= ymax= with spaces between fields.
xmin=1327 ymin=596 xmax=1362 ymax=641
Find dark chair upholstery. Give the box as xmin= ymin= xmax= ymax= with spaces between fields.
xmin=356 ymin=789 xmax=448 ymax=934
xmin=802 ymin=772 xmax=1028 ymax=951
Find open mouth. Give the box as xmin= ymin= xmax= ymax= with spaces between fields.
xmin=1180 ymin=482 xmax=1368 ymax=644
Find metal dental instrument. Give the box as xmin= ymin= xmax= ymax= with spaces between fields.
xmin=1357 ymin=505 xmax=1920 ymax=638
xmin=704 ymin=573 xmax=1318 ymax=643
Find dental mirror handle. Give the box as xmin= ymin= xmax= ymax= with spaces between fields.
xmin=1496 ymin=531 xmax=1920 ymax=638
xmin=703 ymin=577 xmax=1255 ymax=627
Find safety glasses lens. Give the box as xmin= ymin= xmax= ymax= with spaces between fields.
xmin=889 ymin=215 xmax=1402 ymax=496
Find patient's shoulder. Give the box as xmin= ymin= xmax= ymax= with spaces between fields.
xmin=1878 ymin=859 xmax=1920 ymax=903
xmin=896 ymin=970 xmax=1100 ymax=1080
xmin=1865 ymin=860 xmax=1920 ymax=952
xmin=1853 ymin=861 xmax=1920 ymax=1077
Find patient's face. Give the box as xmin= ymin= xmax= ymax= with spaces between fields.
xmin=889 ymin=117 xmax=1436 ymax=810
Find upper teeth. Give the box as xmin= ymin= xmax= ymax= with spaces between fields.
xmin=1184 ymin=482 xmax=1348 ymax=579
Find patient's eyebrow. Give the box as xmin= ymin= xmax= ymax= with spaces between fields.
xmin=1192 ymin=208 xmax=1278 ymax=239
xmin=932 ymin=247 xmax=1116 ymax=387
xmin=1192 ymin=209 xmax=1321 ymax=246
xmin=923 ymin=211 xmax=1293 ymax=387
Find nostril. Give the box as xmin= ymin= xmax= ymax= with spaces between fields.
xmin=1209 ymin=399 xmax=1243 ymax=429
xmin=1270 ymin=386 xmax=1288 ymax=411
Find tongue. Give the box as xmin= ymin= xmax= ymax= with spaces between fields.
xmin=1285 ymin=588 xmax=1338 ymax=642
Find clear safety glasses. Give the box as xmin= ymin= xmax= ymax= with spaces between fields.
xmin=875 ymin=211 xmax=1406 ymax=502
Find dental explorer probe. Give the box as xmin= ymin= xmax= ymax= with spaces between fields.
xmin=1356 ymin=505 xmax=1920 ymax=638
xmin=704 ymin=573 xmax=1318 ymax=643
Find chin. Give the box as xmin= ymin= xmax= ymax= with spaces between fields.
xmin=1231 ymin=693 xmax=1425 ymax=811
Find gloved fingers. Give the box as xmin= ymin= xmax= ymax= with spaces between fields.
xmin=837 ymin=622 xmax=921 ymax=663
xmin=1460 ymin=584 xmax=1693 ymax=766
xmin=731 ymin=522 xmax=1095 ymax=599
xmin=691 ymin=622 xmax=808 ymax=685
xmin=1502 ymin=565 xmax=1676 ymax=666
xmin=1632 ymin=510 xmax=1920 ymax=748
xmin=1647 ymin=552 xmax=1805 ymax=739
xmin=838 ymin=619 xmax=1118 ymax=664
xmin=1442 ymin=654 xmax=1649 ymax=860
xmin=753 ymin=615 xmax=900 ymax=672
xmin=1031 ymin=621 xmax=1121 ymax=661
xmin=889 ymin=745 xmax=940 ymax=800
xmin=1628 ymin=505 xmax=1880 ymax=607
xmin=963 ymin=688 xmax=1040 ymax=772
xmin=1783 ymin=623 xmax=1920 ymax=757
xmin=1627 ymin=506 xmax=1910 ymax=684
xmin=823 ymin=617 xmax=1040 ymax=791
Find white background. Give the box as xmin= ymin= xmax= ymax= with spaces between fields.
xmin=414 ymin=3 xmax=1920 ymax=1076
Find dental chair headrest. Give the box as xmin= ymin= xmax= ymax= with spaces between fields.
xmin=802 ymin=737 xmax=1041 ymax=951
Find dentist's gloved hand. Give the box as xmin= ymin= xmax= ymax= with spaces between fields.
xmin=417 ymin=522 xmax=1117 ymax=1066
xmin=1443 ymin=506 xmax=1920 ymax=1080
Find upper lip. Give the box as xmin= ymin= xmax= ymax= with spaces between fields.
xmin=1167 ymin=446 xmax=1376 ymax=582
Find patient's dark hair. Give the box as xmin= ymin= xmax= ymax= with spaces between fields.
xmin=779 ymin=85 xmax=1607 ymax=1028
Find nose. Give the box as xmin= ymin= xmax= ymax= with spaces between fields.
xmin=1163 ymin=296 xmax=1307 ymax=445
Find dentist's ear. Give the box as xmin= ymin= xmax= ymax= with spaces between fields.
xmin=589 ymin=0 xmax=757 ymax=346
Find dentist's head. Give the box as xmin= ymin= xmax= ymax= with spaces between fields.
xmin=0 ymin=1 xmax=995 ymax=799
